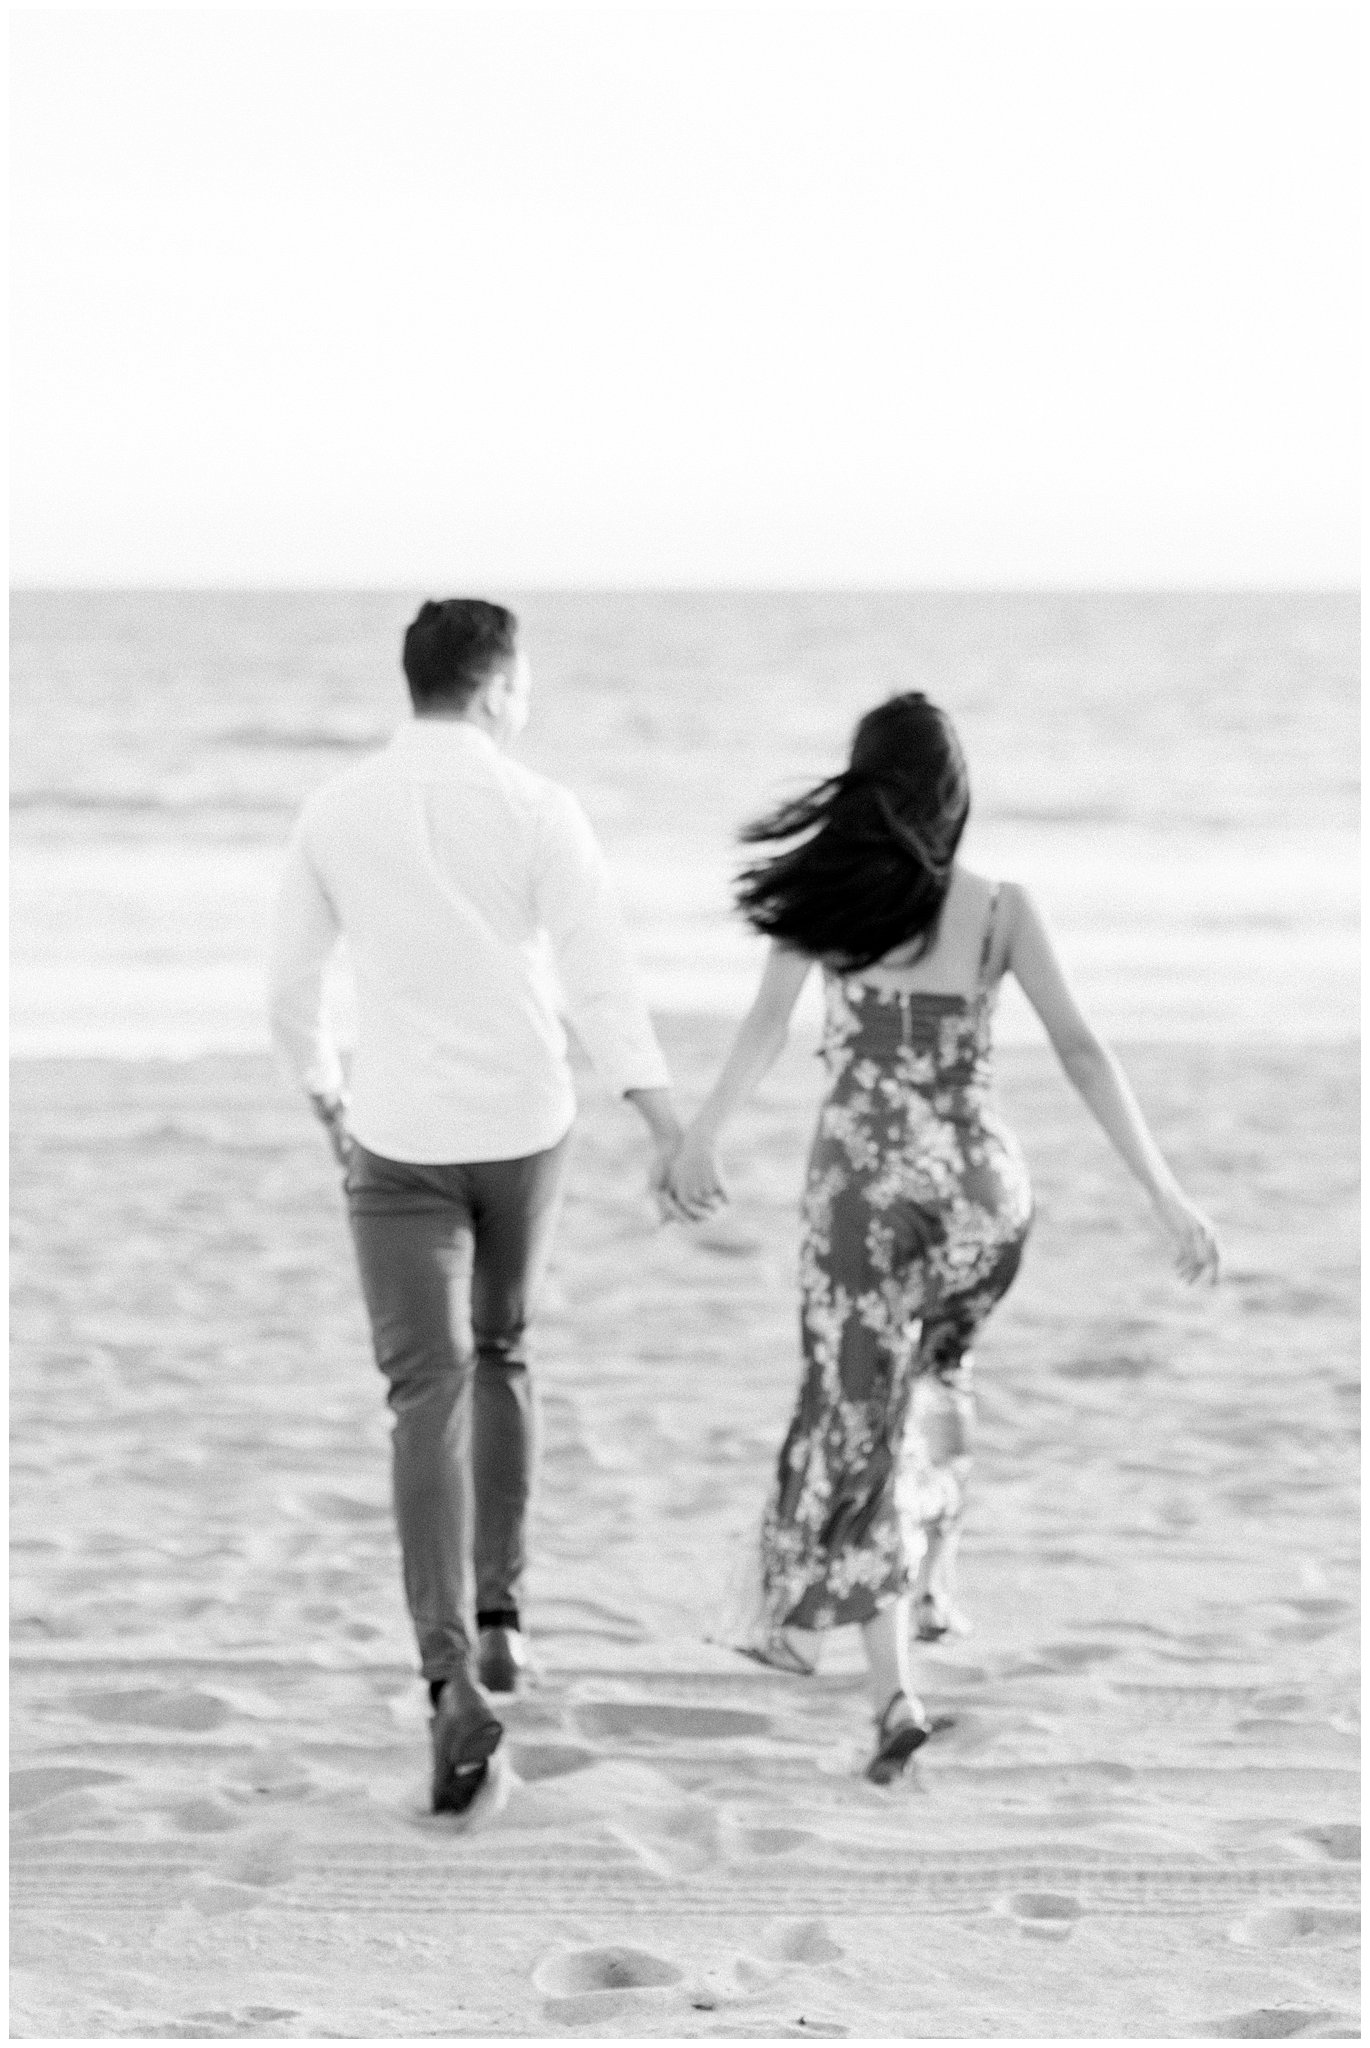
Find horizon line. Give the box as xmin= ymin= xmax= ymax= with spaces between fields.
xmin=9 ymin=579 xmax=1361 ymax=598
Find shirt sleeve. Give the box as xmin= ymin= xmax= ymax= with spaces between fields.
xmin=266 ymin=819 xmax=347 ymax=1101
xmin=533 ymin=785 xmax=670 ymax=1096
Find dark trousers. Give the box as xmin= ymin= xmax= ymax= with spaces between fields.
xmin=345 ymin=1133 xmax=571 ymax=1681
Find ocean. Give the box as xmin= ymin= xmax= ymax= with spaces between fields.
xmin=10 ymin=588 xmax=1358 ymax=1053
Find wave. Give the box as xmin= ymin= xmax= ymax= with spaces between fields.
xmin=11 ymin=791 xmax=291 ymax=813
xmin=216 ymin=724 xmax=387 ymax=751
xmin=989 ymin=803 xmax=1131 ymax=826
xmin=983 ymin=804 xmax=1296 ymax=832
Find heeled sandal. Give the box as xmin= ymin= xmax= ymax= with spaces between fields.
xmin=865 ymin=1689 xmax=934 ymax=1785
xmin=736 ymin=1628 xmax=819 ymax=1677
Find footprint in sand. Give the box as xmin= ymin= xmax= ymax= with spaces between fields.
xmin=737 ymin=1826 xmax=816 ymax=1857
xmin=133 ymin=2007 xmax=300 ymax=2038
xmin=230 ymin=1749 xmax=314 ymax=1800
xmin=773 ymin=1919 xmax=845 ymax=1964
xmin=170 ymin=1795 xmax=242 ymax=1834
xmin=1228 ymin=1905 xmax=1360 ymax=1948
xmin=215 ymin=1828 xmax=297 ymax=1889
xmin=693 ymin=2023 xmax=850 ymax=2040
xmin=686 ymin=1928 xmax=851 ymax=2032
xmin=304 ymin=1490 xmax=389 ymax=1524
xmin=534 ymin=1944 xmax=683 ymax=2026
xmin=11 ymin=1788 xmax=111 ymax=1835
xmin=1269 ymin=1619 xmax=1347 ymax=1645
xmin=1057 ymin=1351 xmax=1159 ymax=1381
xmin=613 ymin=1794 xmax=727 ymax=1877
xmin=538 ymin=1948 xmax=682 ymax=1995
xmin=1040 ymin=1642 xmax=1123 ymax=1672
xmin=688 ymin=1223 xmax=763 ymax=1258
xmin=576 ymin=1702 xmax=771 ymax=1743
xmin=1286 ymin=1597 xmax=1354 ymax=1623
xmin=1296 ymin=1824 xmax=1359 ymax=1862
xmin=921 ymin=1709 xmax=996 ymax=1759
xmin=73 ymin=1687 xmax=233 ymax=1732
xmin=10 ymin=1766 xmax=124 ymax=1810
xmin=1192 ymin=2008 xmax=1354 ymax=2039
xmin=183 ymin=1876 xmax=272 ymax=1919
xmin=179 ymin=1833 xmax=296 ymax=1918
xmin=509 ymin=1741 xmax=598 ymax=1783
xmin=533 ymin=1595 xmax=648 ymax=1645
xmin=999 ymin=1891 xmax=1083 ymax=1940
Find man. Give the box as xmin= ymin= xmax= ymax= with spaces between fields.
xmin=268 ymin=598 xmax=692 ymax=1815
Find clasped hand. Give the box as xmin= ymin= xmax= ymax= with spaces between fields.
xmin=650 ymin=1128 xmax=727 ymax=1224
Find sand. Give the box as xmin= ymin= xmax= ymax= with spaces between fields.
xmin=9 ymin=1023 xmax=1359 ymax=2040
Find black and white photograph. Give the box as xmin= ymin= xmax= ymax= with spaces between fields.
xmin=9 ymin=2 xmax=1359 ymax=2038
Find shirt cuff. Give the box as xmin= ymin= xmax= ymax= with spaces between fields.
xmin=577 ymin=1019 xmax=671 ymax=1097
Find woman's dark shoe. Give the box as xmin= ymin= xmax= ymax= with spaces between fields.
xmin=865 ymin=1689 xmax=933 ymax=1785
xmin=914 ymin=1592 xmax=971 ymax=1642
xmin=477 ymin=1624 xmax=530 ymax=1696
xmin=430 ymin=1676 xmax=504 ymax=1814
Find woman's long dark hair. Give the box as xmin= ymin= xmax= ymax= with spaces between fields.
xmin=734 ymin=693 xmax=970 ymax=973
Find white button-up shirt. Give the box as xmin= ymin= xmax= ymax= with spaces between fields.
xmin=267 ymin=718 xmax=669 ymax=1163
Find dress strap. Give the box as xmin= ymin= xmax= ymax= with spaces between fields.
xmin=975 ymin=883 xmax=1003 ymax=995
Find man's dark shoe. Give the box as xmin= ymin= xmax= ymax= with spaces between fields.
xmin=429 ymin=1674 xmax=503 ymax=1815
xmin=477 ymin=1624 xmax=529 ymax=1696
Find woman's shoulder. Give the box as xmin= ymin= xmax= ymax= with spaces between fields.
xmin=951 ymin=869 xmax=1037 ymax=973
xmin=954 ymin=866 xmax=1034 ymax=911
xmin=950 ymin=864 xmax=1027 ymax=911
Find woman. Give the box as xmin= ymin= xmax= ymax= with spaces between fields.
xmin=668 ymin=693 xmax=1219 ymax=1785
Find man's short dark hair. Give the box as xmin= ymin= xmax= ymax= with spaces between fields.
xmin=402 ymin=598 xmax=518 ymax=709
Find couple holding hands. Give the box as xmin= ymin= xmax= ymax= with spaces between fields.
xmin=269 ymin=596 xmax=1218 ymax=1813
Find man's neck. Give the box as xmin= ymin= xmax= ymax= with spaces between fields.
xmin=413 ymin=708 xmax=498 ymax=740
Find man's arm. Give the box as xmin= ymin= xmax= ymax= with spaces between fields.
xmin=267 ymin=827 xmax=350 ymax=1162
xmin=533 ymin=789 xmax=696 ymax=1213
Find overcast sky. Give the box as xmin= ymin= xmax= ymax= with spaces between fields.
xmin=10 ymin=3 xmax=1359 ymax=587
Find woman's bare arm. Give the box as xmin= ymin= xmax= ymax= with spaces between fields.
xmin=669 ymin=943 xmax=814 ymax=1213
xmin=1004 ymin=885 xmax=1219 ymax=1282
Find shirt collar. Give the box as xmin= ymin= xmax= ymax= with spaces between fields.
xmin=391 ymin=717 xmax=500 ymax=759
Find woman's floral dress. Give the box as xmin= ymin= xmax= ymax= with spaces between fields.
xmin=758 ymin=887 xmax=1033 ymax=1632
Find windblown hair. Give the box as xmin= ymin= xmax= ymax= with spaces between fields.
xmin=402 ymin=598 xmax=518 ymax=709
xmin=734 ymin=692 xmax=970 ymax=973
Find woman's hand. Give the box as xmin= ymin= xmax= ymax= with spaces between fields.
xmin=668 ymin=1129 xmax=727 ymax=1221
xmin=1155 ymin=1189 xmax=1221 ymax=1284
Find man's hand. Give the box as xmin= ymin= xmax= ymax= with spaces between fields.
xmin=646 ymin=1130 xmax=689 ymax=1223
xmin=308 ymin=1089 xmax=354 ymax=1170
xmin=623 ymin=1085 xmax=716 ymax=1224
